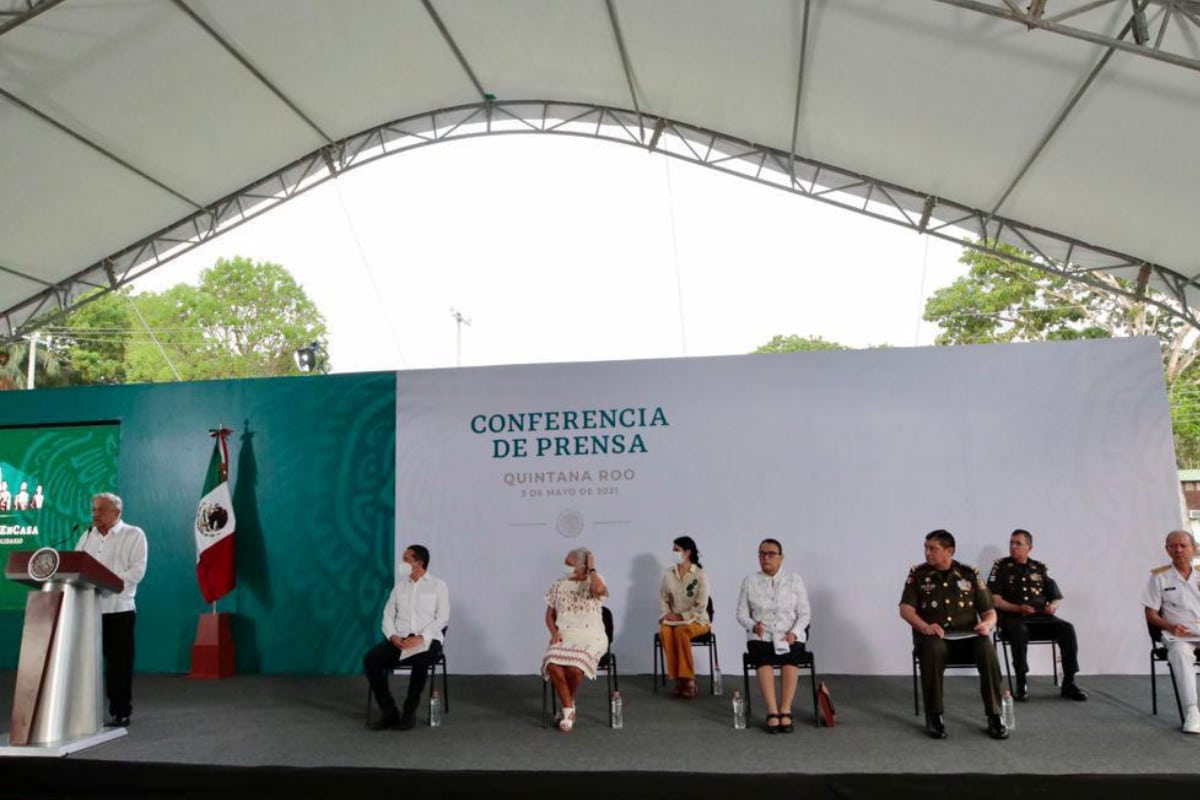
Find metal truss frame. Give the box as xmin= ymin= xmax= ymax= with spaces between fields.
xmin=6 ymin=0 xmax=1200 ymax=341
xmin=932 ymin=0 xmax=1200 ymax=74
xmin=6 ymin=98 xmax=1197 ymax=341
xmin=0 ymin=0 xmax=61 ymax=36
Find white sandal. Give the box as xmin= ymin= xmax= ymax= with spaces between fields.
xmin=558 ymin=706 xmax=576 ymax=732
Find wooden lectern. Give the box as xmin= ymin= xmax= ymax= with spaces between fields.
xmin=2 ymin=549 xmax=127 ymax=755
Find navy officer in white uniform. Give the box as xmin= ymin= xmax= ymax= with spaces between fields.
xmin=1143 ymin=529 xmax=1200 ymax=734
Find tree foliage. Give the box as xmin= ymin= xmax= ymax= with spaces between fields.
xmin=0 ymin=337 xmax=64 ymax=391
xmin=924 ymin=241 xmax=1200 ymax=466
xmin=45 ymin=257 xmax=329 ymax=385
xmin=754 ymin=334 xmax=850 ymax=353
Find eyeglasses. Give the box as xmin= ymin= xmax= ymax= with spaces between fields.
xmin=757 ymin=551 xmax=781 ymax=558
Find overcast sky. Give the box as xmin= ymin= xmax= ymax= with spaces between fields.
xmin=132 ymin=135 xmax=969 ymax=374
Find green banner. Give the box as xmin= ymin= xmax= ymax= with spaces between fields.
xmin=0 ymin=422 xmax=119 ymax=610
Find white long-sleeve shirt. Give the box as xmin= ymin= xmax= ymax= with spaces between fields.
xmin=381 ymin=572 xmax=450 ymax=658
xmin=75 ymin=519 xmax=148 ymax=614
xmin=736 ymin=570 xmax=810 ymax=644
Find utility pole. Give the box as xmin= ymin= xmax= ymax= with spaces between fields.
xmin=450 ymin=308 xmax=472 ymax=366
xmin=25 ymin=331 xmax=46 ymax=390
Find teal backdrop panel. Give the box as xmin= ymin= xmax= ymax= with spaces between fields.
xmin=0 ymin=422 xmax=120 ymax=610
xmin=0 ymin=372 xmax=395 ymax=675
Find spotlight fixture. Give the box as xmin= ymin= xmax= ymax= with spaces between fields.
xmin=293 ymin=341 xmax=327 ymax=374
xmin=918 ymin=196 xmax=936 ymax=233
xmin=1132 ymin=4 xmax=1151 ymax=46
xmin=648 ymin=118 xmax=667 ymax=152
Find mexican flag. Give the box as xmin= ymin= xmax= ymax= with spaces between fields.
xmin=194 ymin=430 xmax=236 ymax=603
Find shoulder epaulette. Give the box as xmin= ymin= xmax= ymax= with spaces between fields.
xmin=1151 ymin=564 xmax=1172 ymax=575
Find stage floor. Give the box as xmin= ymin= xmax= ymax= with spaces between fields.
xmin=3 ymin=672 xmax=1200 ymax=798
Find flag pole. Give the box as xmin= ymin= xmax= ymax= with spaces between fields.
xmin=190 ymin=423 xmax=237 ymax=679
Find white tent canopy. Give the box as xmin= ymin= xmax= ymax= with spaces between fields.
xmin=2 ymin=0 xmax=1199 ymax=337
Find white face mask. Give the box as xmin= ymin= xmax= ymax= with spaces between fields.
xmin=671 ymin=551 xmax=684 ymax=565
xmin=565 ymin=563 xmax=578 ymax=575
xmin=398 ymin=560 xmax=413 ymax=579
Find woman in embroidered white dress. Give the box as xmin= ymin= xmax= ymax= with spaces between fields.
xmin=542 ymin=547 xmax=608 ymax=732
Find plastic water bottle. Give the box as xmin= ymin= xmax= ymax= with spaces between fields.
xmin=713 ymin=665 xmax=723 ymax=696
xmin=610 ymin=690 xmax=623 ymax=729
xmin=429 ymin=688 xmax=442 ymax=727
xmin=732 ymin=689 xmax=747 ymax=730
xmin=1001 ymin=688 xmax=1014 ymax=730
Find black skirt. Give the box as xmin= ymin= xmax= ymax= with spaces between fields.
xmin=745 ymin=639 xmax=808 ymax=667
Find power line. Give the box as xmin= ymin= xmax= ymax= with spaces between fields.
xmin=122 ymin=293 xmax=181 ymax=381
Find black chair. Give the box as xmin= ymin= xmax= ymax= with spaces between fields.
xmin=364 ymin=632 xmax=449 ymax=726
xmin=1149 ymin=623 xmax=1200 ymax=721
xmin=911 ymin=638 xmax=987 ymax=716
xmin=653 ymin=597 xmax=720 ymax=694
xmin=543 ymin=606 xmax=619 ymax=728
xmin=994 ymin=625 xmax=1059 ymax=694
xmin=741 ymin=627 xmax=818 ymax=727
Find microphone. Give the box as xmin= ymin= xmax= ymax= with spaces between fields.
xmin=51 ymin=522 xmax=87 ymax=551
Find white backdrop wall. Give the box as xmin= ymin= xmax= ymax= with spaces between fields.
xmin=395 ymin=338 xmax=1179 ymax=675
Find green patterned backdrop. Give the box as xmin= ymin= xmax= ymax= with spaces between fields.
xmin=0 ymin=372 xmax=395 ymax=674
xmin=0 ymin=422 xmax=120 ymax=610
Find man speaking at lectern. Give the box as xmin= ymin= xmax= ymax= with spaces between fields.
xmin=75 ymin=492 xmax=148 ymax=727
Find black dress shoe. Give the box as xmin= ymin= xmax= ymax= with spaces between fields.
xmin=367 ymin=710 xmax=400 ymax=730
xmin=1015 ymin=681 xmax=1029 ymax=702
xmin=986 ymin=714 xmax=1009 ymax=740
xmin=1061 ymin=682 xmax=1088 ymax=701
xmin=105 ymin=715 xmax=130 ymax=727
xmin=925 ymin=713 xmax=947 ymax=739
xmin=396 ymin=711 xmax=417 ymax=730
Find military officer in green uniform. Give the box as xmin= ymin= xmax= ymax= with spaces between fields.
xmin=987 ymin=529 xmax=1087 ymax=702
xmin=899 ymin=529 xmax=1008 ymax=740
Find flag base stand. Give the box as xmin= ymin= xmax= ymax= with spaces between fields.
xmin=189 ymin=612 xmax=235 ymax=679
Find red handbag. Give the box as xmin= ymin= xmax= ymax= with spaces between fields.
xmin=817 ymin=681 xmax=837 ymax=727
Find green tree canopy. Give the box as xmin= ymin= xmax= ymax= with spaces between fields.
xmin=924 ymin=241 xmax=1200 ymax=466
xmin=754 ymin=334 xmax=850 ymax=353
xmin=46 ymin=257 xmax=329 ymax=384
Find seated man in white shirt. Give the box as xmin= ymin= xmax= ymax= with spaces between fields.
xmin=363 ymin=544 xmax=450 ymax=730
xmin=1143 ymin=529 xmax=1200 ymax=734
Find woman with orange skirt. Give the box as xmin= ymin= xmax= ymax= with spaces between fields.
xmin=659 ymin=535 xmax=711 ymax=698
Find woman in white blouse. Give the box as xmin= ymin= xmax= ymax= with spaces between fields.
xmin=736 ymin=538 xmax=811 ymax=733
xmin=542 ymin=547 xmax=609 ymax=732
xmin=659 ymin=535 xmax=711 ymax=698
